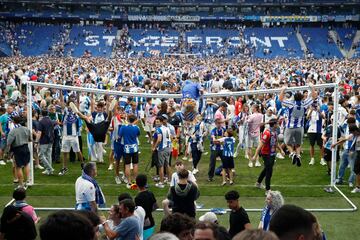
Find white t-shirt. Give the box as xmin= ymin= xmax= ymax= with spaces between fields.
xmin=134 ymin=206 xmax=146 ymax=240
xmin=75 ymin=177 xmax=95 ymax=204
xmin=308 ymin=111 xmax=321 ymax=133
xmin=170 ymin=170 xmax=197 ymax=187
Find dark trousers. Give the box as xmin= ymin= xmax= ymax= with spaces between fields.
xmin=70 ymin=136 xmax=83 ymax=162
xmin=257 ymin=155 xmax=275 ymax=191
xmin=208 ymin=149 xmax=223 ymax=179
xmin=52 ymin=134 xmax=61 ymax=163
xmin=191 ymin=142 xmax=202 ymax=169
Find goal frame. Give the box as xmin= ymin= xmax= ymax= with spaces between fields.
xmin=25 ymin=81 xmax=357 ymax=212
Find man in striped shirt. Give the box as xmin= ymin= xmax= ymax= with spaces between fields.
xmin=279 ymin=83 xmax=317 ymax=167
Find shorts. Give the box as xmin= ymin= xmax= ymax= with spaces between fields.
xmin=85 ymin=120 xmax=111 ymax=143
xmin=284 ymin=127 xmax=303 ymax=145
xmin=0 ymin=138 xmax=6 ymax=150
xmin=61 ymin=136 xmax=80 ymax=153
xmin=308 ymin=133 xmax=322 ymax=147
xmin=354 ymin=151 xmax=360 ymax=175
xmin=13 ymin=144 xmax=30 ymax=168
xmin=247 ymin=135 xmax=259 ymax=148
xmin=124 ymin=152 xmax=139 ymax=165
xmin=157 ymin=148 xmax=170 ymax=167
xmin=221 ymin=156 xmax=235 ymax=169
xmin=113 ymin=141 xmax=124 ymax=161
xmin=144 ymin=122 xmax=154 ymax=133
xmin=324 ymin=148 xmax=332 ymax=162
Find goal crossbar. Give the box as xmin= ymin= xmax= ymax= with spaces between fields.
xmin=24 ymin=81 xmax=357 ymax=212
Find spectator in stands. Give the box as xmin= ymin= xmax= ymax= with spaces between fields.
xmin=160 ymin=212 xmax=196 ymax=240
xmin=233 ymin=229 xmax=279 ymax=240
xmin=225 ymin=190 xmax=251 ymax=237
xmin=40 ymin=210 xmax=95 ymax=240
xmin=12 ymin=187 xmax=39 ymax=223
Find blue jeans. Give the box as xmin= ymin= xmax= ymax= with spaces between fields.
xmin=337 ymin=150 xmax=356 ymax=183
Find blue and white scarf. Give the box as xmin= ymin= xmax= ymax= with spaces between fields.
xmin=82 ymin=171 xmax=105 ymax=206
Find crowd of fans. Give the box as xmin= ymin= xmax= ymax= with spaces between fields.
xmin=0 ymin=55 xmax=359 ymax=239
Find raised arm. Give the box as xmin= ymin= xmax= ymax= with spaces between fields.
xmin=309 ymin=83 xmax=317 ymax=100
xmin=278 ymin=86 xmax=287 ymax=102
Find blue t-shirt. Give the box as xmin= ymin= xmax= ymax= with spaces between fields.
xmin=119 ymin=124 xmax=140 ymax=154
xmin=114 ymin=215 xmax=140 ymax=240
xmin=0 ymin=113 xmax=8 ymax=134
xmin=182 ymin=81 xmax=202 ymax=100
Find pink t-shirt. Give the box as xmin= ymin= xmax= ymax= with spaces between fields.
xmin=21 ymin=205 xmax=38 ymax=223
xmin=214 ymin=109 xmax=225 ymax=121
xmin=247 ymin=112 xmax=263 ymax=137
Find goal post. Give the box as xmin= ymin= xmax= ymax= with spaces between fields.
xmin=25 ymin=81 xmax=357 ymax=212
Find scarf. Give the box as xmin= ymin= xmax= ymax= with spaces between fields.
xmin=82 ymin=171 xmax=105 ymax=206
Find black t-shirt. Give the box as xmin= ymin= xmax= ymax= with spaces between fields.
xmin=168 ymin=183 xmax=199 ymax=218
xmin=229 ymin=207 xmax=250 ymax=237
xmin=38 ymin=117 xmax=55 ymax=144
xmin=0 ymin=211 xmax=37 ymax=240
xmin=135 ymin=190 xmax=157 ymax=229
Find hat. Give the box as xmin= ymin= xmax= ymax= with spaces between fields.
xmin=199 ymin=212 xmax=218 ymax=224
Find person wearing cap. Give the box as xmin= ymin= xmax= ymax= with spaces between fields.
xmin=253 ymin=119 xmax=284 ymax=194
xmin=198 ymin=212 xmax=218 ymax=224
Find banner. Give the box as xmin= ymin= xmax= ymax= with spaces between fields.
xmin=128 ymin=15 xmax=200 ymax=22
xmin=261 ymin=15 xmax=318 ymax=23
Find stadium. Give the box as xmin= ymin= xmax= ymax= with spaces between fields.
xmin=0 ymin=0 xmax=359 ymax=239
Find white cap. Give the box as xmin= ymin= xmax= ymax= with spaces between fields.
xmin=199 ymin=212 xmax=218 ymax=224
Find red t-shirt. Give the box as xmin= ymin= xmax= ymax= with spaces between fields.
xmin=234 ymin=101 xmax=242 ymax=116
xmin=261 ymin=129 xmax=277 ymax=156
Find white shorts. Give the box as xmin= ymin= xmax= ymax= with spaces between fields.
xmin=247 ymin=135 xmax=259 ymax=148
xmin=144 ymin=122 xmax=154 ymax=132
xmin=61 ymin=136 xmax=80 ymax=153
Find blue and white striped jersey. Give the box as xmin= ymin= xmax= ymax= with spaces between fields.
xmin=156 ymin=125 xmax=171 ymax=150
xmin=222 ymin=137 xmax=236 ymax=157
xmin=282 ymin=98 xmax=313 ymax=129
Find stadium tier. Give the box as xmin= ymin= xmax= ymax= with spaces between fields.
xmin=3 ymin=24 xmax=359 ymax=58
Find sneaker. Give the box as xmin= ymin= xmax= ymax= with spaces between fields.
xmin=349 ymin=182 xmax=354 ymax=188
xmin=335 ymin=179 xmax=344 ymax=185
xmin=121 ymin=176 xmax=128 ymax=184
xmin=192 ymin=168 xmax=199 ymax=175
xmin=255 ymin=182 xmax=265 ymax=189
xmin=152 ymin=176 xmax=160 ymax=182
xmin=115 ymin=176 xmax=122 ymax=184
xmin=221 ymin=181 xmax=226 ymax=186
xmin=188 ymin=158 xmax=193 ymax=162
xmin=155 ymin=183 xmax=165 ymax=188
xmin=69 ymin=102 xmax=79 ymax=114
xmin=25 ymin=180 xmax=32 ymax=187
xmin=58 ymin=167 xmax=68 ymax=176
xmin=126 ymin=183 xmax=132 ymax=189
xmin=309 ymin=158 xmax=315 ymax=165
xmin=255 ymin=161 xmax=262 ymax=167
xmin=324 ymin=187 xmax=334 ymax=193
xmin=351 ymin=187 xmax=360 ymax=193
xmin=35 ymin=164 xmax=44 ymax=170
xmin=42 ymin=169 xmax=53 ymax=175
xmin=234 ymin=152 xmax=238 ymax=158
xmin=248 ymin=162 xmax=253 ymax=168
xmin=207 ymin=178 xmax=214 ymax=182
xmin=320 ymin=158 xmax=327 ymax=166
xmin=0 ymin=160 xmax=6 ymax=165
xmin=229 ymin=180 xmax=234 ymax=185
xmin=291 ymin=153 xmax=296 ymax=165
xmin=109 ymin=99 xmax=118 ymax=112
xmin=13 ymin=179 xmax=19 ymax=184
xmin=203 ymin=152 xmax=209 ymax=156
xmin=108 ymin=164 xmax=113 ymax=171
xmin=276 ymin=153 xmax=284 ymax=159
xmin=182 ymin=156 xmax=188 ymax=161
xmin=295 ymin=155 xmax=302 ymax=167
